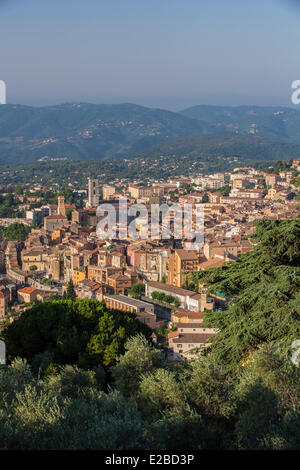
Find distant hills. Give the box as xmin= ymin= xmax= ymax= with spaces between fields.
xmin=133 ymin=133 xmax=300 ymax=162
xmin=180 ymin=105 xmax=300 ymax=143
xmin=0 ymin=103 xmax=211 ymax=164
xmin=0 ymin=102 xmax=300 ymax=165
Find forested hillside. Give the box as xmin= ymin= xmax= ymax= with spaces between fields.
xmin=133 ymin=133 xmax=300 ymax=162
xmin=0 ymin=103 xmax=210 ymax=164
xmin=181 ymin=105 xmax=300 ymax=142
xmin=1 ymin=103 xmax=300 ymax=165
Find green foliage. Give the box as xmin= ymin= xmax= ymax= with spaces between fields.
xmin=137 ymin=132 xmax=300 ymax=165
xmin=151 ymin=291 xmax=180 ymax=306
xmin=216 ymin=185 xmax=231 ymax=196
xmin=64 ymin=279 xmax=76 ymax=300
xmin=0 ymin=342 xmax=299 ymax=450
xmin=0 ymin=359 xmax=143 ymax=450
xmin=187 ymin=218 xmax=300 ymax=372
xmin=3 ymin=299 xmax=152 ymax=369
xmin=0 ymin=222 xmax=31 ymax=241
xmin=128 ymin=283 xmax=145 ymax=299
xmin=184 ymin=356 xmax=236 ymax=420
xmin=291 ymin=176 xmax=300 ymax=187
xmin=111 ymin=335 xmax=165 ymax=398
xmin=65 ymin=208 xmax=72 ymax=220
xmin=138 ymin=368 xmax=190 ymax=420
xmin=15 ymin=186 xmax=24 ymax=195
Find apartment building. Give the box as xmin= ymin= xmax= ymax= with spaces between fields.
xmin=44 ymin=214 xmax=68 ymax=232
xmin=168 ymin=331 xmax=214 ymax=360
xmin=103 ymin=294 xmax=162 ymax=329
xmin=145 ymin=281 xmax=214 ymax=312
xmin=17 ymin=287 xmax=38 ymax=303
xmin=167 ymin=249 xmax=200 ymax=287
xmin=102 ymin=184 xmax=116 ymax=200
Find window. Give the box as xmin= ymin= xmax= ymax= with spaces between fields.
xmin=177 ymin=344 xmax=182 ymax=348
xmin=188 ymin=344 xmax=194 ymax=348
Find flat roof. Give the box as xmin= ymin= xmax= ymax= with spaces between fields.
xmin=147 ymin=281 xmax=195 ymax=297
xmin=104 ymin=294 xmax=154 ymax=310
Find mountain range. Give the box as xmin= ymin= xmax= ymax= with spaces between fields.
xmin=0 ymin=102 xmax=300 ymax=164
xmin=181 ymin=105 xmax=300 ymax=142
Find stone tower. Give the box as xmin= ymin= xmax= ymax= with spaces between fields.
xmin=57 ymin=196 xmax=66 ymax=216
xmin=88 ymin=178 xmax=99 ymax=207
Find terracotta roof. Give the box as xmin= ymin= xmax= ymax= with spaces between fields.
xmin=168 ymin=331 xmax=179 ymax=339
xmin=45 ymin=215 xmax=67 ymax=220
xmin=199 ymin=258 xmax=226 ymax=270
xmin=171 ymin=333 xmax=214 ymax=344
xmin=173 ymin=311 xmax=206 ymax=319
xmin=175 ymin=249 xmax=199 ymax=261
xmin=18 ymin=287 xmax=36 ymax=294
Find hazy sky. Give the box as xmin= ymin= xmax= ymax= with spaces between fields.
xmin=0 ymin=0 xmax=300 ymax=109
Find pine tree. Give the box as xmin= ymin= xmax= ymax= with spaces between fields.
xmin=66 ymin=279 xmax=76 ymax=299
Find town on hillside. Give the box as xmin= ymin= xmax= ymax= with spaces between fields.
xmin=0 ymin=159 xmax=299 ymax=361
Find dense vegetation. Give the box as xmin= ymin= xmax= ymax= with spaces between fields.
xmin=135 ymin=133 xmax=300 ymax=163
xmin=0 ymin=151 xmax=290 ymax=191
xmin=186 ymin=218 xmax=300 ymax=372
xmin=181 ymin=104 xmax=300 ymax=143
xmin=0 ymin=339 xmax=299 ymax=450
xmin=151 ymin=291 xmax=181 ymax=308
xmin=0 ymin=192 xmax=26 ymax=218
xmin=0 ymin=222 xmax=31 ymax=241
xmin=0 ymin=102 xmax=210 ymax=164
xmin=128 ymin=283 xmax=145 ymax=299
xmin=2 ymin=299 xmax=152 ymax=369
xmin=1 ymin=103 xmax=300 ymax=165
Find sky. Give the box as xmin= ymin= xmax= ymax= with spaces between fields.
xmin=0 ymin=0 xmax=300 ymax=110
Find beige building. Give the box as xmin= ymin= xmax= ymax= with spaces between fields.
xmin=44 ymin=215 xmax=68 ymax=232
xmin=167 ymin=249 xmax=200 ymax=287
xmin=102 ymin=184 xmax=116 ymax=200
xmin=17 ymin=287 xmax=38 ymax=303
xmin=265 ymin=174 xmax=279 ymax=188
xmin=145 ymin=281 xmax=214 ymax=312
xmin=168 ymin=332 xmax=214 ymax=360
xmin=21 ymin=247 xmax=49 ymax=272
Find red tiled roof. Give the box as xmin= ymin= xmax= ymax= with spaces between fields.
xmin=18 ymin=287 xmax=36 ymax=294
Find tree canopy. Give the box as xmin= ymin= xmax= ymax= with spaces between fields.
xmin=0 ymin=222 xmax=31 ymax=241
xmin=2 ymin=298 xmax=152 ymax=369
xmin=186 ymin=218 xmax=300 ymax=372
xmin=0 ymin=341 xmax=299 ymax=450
